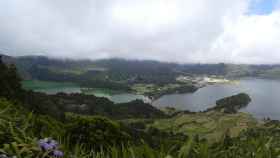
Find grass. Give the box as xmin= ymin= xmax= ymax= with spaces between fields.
xmin=150 ymin=111 xmax=258 ymax=143
xmin=1 ymin=98 xmax=280 ymax=158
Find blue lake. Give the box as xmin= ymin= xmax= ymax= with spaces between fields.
xmin=153 ymin=78 xmax=280 ymax=120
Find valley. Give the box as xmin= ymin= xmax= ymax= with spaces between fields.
xmin=1 ymin=55 xmax=280 ymax=157
xmin=1 ymin=1 xmax=280 ymax=157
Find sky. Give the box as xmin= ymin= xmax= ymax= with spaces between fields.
xmin=0 ymin=0 xmax=280 ymax=64
xmin=248 ymin=0 xmax=278 ymax=15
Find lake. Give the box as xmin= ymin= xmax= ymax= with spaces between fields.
xmin=153 ymin=78 xmax=280 ymax=120
xmin=22 ymin=80 xmax=150 ymax=103
xmin=83 ymin=89 xmax=151 ymax=103
xmin=23 ymin=79 xmax=280 ymax=120
xmin=22 ymin=80 xmax=82 ymax=94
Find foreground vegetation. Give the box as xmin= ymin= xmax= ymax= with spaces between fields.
xmin=1 ymin=56 xmax=280 ymax=157
xmin=1 ymin=98 xmax=280 ymax=158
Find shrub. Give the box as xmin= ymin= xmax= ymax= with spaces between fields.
xmin=65 ymin=113 xmax=130 ymax=150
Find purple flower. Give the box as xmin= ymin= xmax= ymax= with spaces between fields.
xmin=38 ymin=138 xmax=64 ymax=157
xmin=49 ymin=140 xmax=58 ymax=148
xmin=53 ymin=150 xmax=64 ymax=157
xmin=38 ymin=139 xmax=46 ymax=147
xmin=38 ymin=138 xmax=58 ymax=150
xmin=41 ymin=142 xmax=53 ymax=150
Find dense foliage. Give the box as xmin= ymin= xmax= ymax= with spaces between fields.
xmin=0 ymin=56 xmax=23 ymax=100
xmin=20 ymin=91 xmax=166 ymax=119
xmin=7 ymin=56 xmax=181 ymax=90
xmin=1 ymin=98 xmax=280 ymax=158
xmin=206 ymin=93 xmax=251 ymax=113
xmin=65 ymin=113 xmax=130 ymax=150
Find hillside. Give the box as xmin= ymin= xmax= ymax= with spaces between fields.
xmin=3 ymin=54 xmax=280 ymax=83
xmin=151 ymin=111 xmax=257 ymax=143
xmin=1 ymin=56 xmax=280 ymax=157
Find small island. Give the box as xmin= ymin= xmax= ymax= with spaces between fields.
xmin=205 ymin=93 xmax=252 ymax=113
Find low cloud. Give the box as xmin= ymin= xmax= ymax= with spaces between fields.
xmin=0 ymin=0 xmax=279 ymax=64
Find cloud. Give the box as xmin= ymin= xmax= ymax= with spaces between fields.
xmin=0 ymin=0 xmax=279 ymax=64
xmin=211 ymin=9 xmax=280 ymax=64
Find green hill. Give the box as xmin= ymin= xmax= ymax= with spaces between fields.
xmin=1 ymin=55 xmax=280 ymax=157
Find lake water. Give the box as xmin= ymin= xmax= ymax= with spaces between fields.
xmin=35 ymin=87 xmax=82 ymax=94
xmin=107 ymin=94 xmax=150 ymax=104
xmin=82 ymin=89 xmax=150 ymax=103
xmin=153 ymin=78 xmax=280 ymax=120
xmin=32 ymin=86 xmax=150 ymax=104
xmin=28 ymin=78 xmax=280 ymax=120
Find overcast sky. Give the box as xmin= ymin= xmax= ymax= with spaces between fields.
xmin=0 ymin=0 xmax=280 ymax=64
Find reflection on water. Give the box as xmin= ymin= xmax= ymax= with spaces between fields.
xmin=110 ymin=94 xmax=151 ymax=104
xmin=33 ymin=87 xmax=150 ymax=104
xmin=153 ymin=78 xmax=280 ymax=120
xmin=31 ymin=78 xmax=280 ymax=120
xmin=34 ymin=87 xmax=81 ymax=94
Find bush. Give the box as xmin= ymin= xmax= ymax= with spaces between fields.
xmin=65 ymin=113 xmax=130 ymax=150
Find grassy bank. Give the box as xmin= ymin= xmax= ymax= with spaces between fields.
xmin=150 ymin=111 xmax=257 ymax=143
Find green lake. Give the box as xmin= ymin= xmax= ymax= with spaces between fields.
xmin=22 ymin=80 xmax=150 ymax=103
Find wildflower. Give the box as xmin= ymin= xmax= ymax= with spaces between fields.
xmin=38 ymin=138 xmax=57 ymax=150
xmin=38 ymin=138 xmax=63 ymax=157
xmin=53 ymin=150 xmax=64 ymax=157
xmin=49 ymin=140 xmax=58 ymax=148
xmin=38 ymin=139 xmax=46 ymax=147
xmin=41 ymin=142 xmax=53 ymax=150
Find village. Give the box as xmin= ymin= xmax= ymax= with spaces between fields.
xmin=176 ymin=75 xmax=239 ymax=87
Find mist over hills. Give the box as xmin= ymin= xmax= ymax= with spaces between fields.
xmin=2 ymin=54 xmax=280 ymax=83
xmin=1 ymin=0 xmax=280 ymax=157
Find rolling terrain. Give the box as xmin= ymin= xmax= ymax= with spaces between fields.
xmin=1 ymin=54 xmax=280 ymax=157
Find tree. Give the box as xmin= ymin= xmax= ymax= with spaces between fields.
xmin=0 ymin=55 xmax=23 ymax=100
